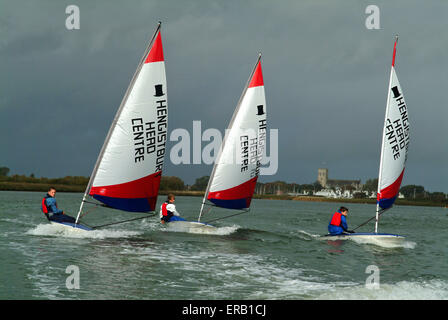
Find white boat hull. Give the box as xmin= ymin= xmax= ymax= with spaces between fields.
xmin=319 ymin=232 xmax=405 ymax=246
xmin=50 ymin=221 xmax=93 ymax=232
xmin=165 ymin=220 xmax=216 ymax=233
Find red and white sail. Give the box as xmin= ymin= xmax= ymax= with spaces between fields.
xmin=77 ymin=23 xmax=167 ymax=219
xmin=376 ymin=36 xmax=410 ymax=212
xmin=199 ymin=55 xmax=267 ymax=221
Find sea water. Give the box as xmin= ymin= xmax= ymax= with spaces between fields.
xmin=0 ymin=191 xmax=447 ymax=300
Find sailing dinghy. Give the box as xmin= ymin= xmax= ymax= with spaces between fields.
xmin=52 ymin=23 xmax=168 ymax=232
xmin=322 ymin=36 xmax=409 ymax=244
xmin=167 ymin=54 xmax=267 ymax=231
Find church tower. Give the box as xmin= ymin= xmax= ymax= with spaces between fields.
xmin=317 ymin=168 xmax=328 ymax=188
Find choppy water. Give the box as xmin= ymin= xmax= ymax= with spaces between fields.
xmin=1 ymin=191 xmax=447 ymax=300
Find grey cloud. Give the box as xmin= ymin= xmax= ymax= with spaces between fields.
xmin=0 ymin=0 xmax=447 ymax=192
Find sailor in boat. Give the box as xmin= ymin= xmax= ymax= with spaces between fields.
xmin=41 ymin=187 xmax=77 ymax=224
xmin=160 ymin=193 xmax=185 ymax=224
xmin=328 ymin=206 xmax=355 ymax=235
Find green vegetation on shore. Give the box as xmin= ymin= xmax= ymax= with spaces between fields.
xmin=0 ymin=168 xmax=446 ymax=208
xmin=0 ymin=175 xmax=89 ymax=192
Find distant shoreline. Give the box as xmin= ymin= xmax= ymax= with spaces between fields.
xmin=0 ymin=182 xmax=445 ymax=208
xmin=288 ymin=195 xmax=446 ymax=208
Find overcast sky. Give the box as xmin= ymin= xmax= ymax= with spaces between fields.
xmin=1 ymin=0 xmax=447 ymax=192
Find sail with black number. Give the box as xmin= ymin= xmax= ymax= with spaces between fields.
xmin=375 ymin=35 xmax=410 ymax=231
xmin=74 ymin=22 xmax=168 ymax=227
xmin=198 ymin=54 xmax=267 ymax=222
xmin=321 ymin=36 xmax=409 ymax=243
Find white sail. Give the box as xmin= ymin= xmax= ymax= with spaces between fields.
xmin=199 ymin=55 xmax=267 ymax=221
xmin=375 ymin=36 xmax=409 ymax=232
xmin=76 ymin=23 xmax=167 ymax=223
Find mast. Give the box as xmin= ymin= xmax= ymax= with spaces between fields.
xmin=375 ymin=35 xmax=398 ymax=233
xmin=75 ymin=22 xmax=162 ymax=224
xmin=198 ymin=53 xmax=262 ymax=222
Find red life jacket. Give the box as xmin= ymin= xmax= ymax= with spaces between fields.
xmin=330 ymin=211 xmax=342 ymax=226
xmin=161 ymin=202 xmax=168 ymax=216
xmin=41 ymin=196 xmax=50 ymax=214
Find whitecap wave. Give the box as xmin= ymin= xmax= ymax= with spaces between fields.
xmin=164 ymin=221 xmax=240 ymax=236
xmin=295 ymin=229 xmax=321 ymax=240
xmin=0 ymin=217 xmax=36 ymax=227
xmin=26 ymin=223 xmax=142 ymax=239
xmin=316 ymin=279 xmax=448 ymax=300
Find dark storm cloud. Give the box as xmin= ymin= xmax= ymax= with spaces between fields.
xmin=1 ymin=0 xmax=447 ymax=192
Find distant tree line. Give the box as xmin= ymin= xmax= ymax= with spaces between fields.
xmin=0 ymin=172 xmax=89 ymax=186
xmin=0 ymin=167 xmax=10 ymax=177
xmin=0 ymin=166 xmax=446 ymax=204
xmin=159 ymin=176 xmax=185 ymax=191
xmin=161 ymin=175 xmax=209 ymax=191
xmin=358 ymin=178 xmax=446 ymax=203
